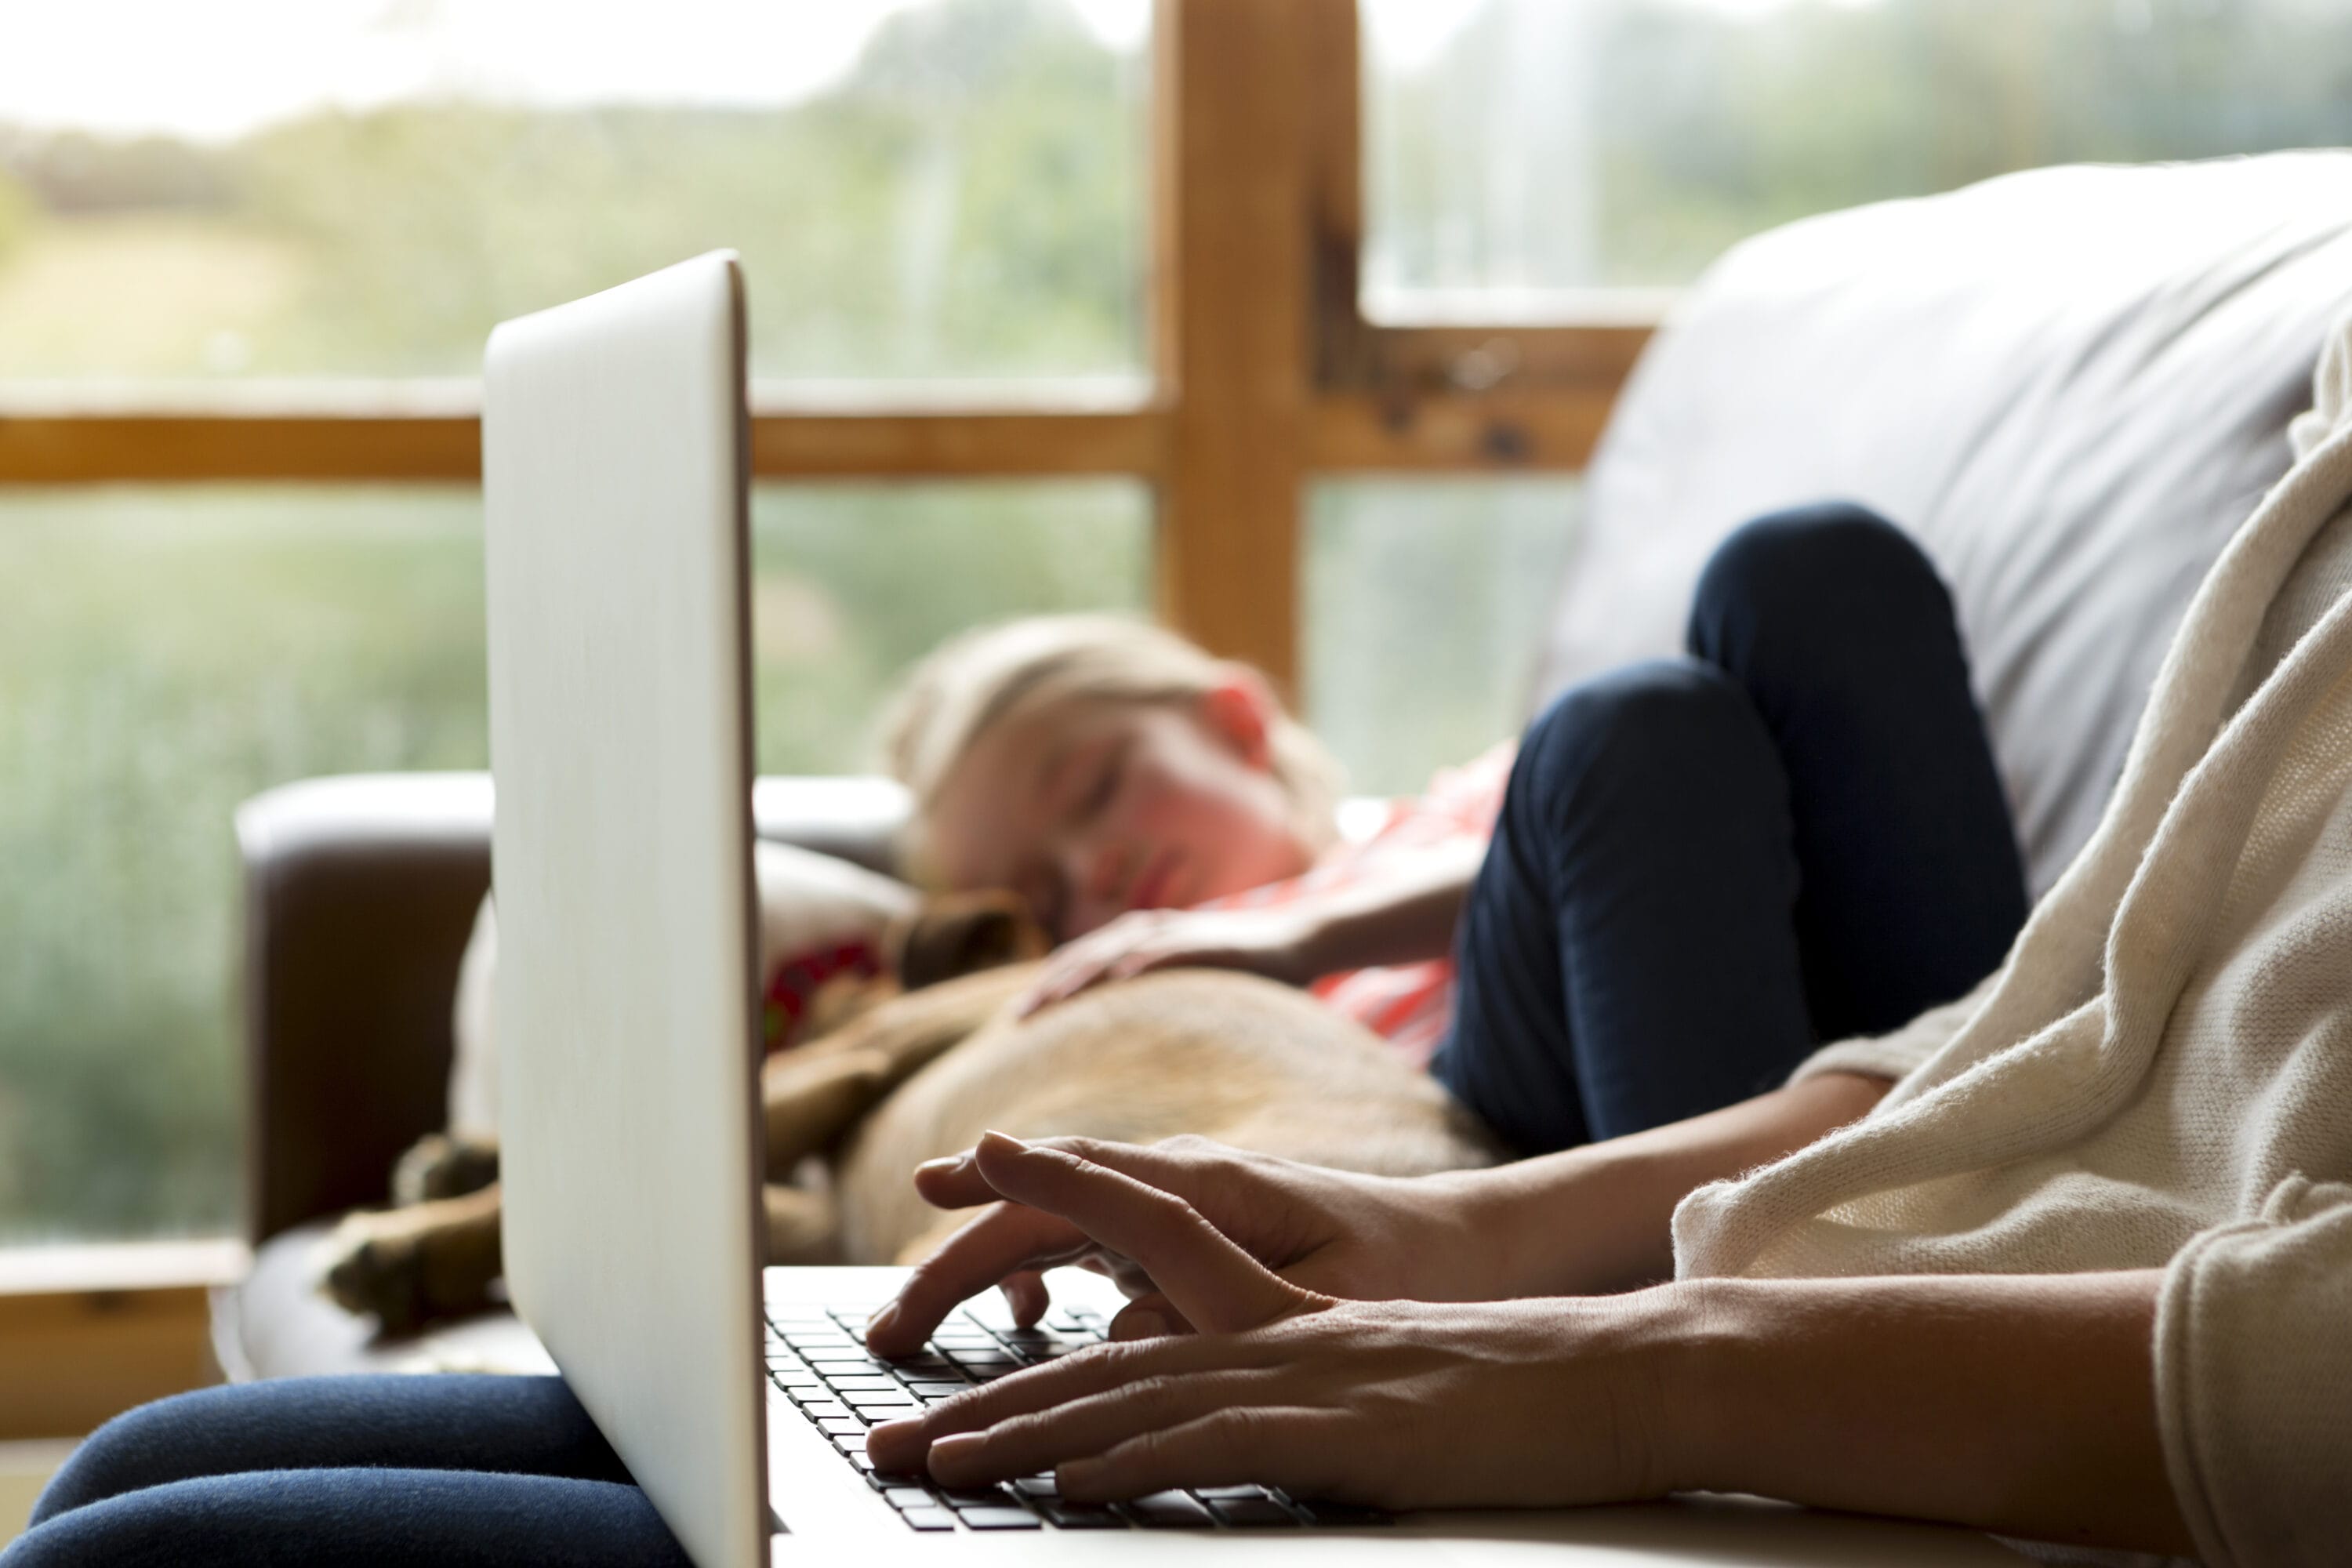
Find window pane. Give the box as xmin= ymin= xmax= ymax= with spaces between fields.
xmin=0 ymin=0 xmax=1150 ymax=383
xmin=0 ymin=479 xmax=1145 ymax=1241
xmin=0 ymin=487 xmax=485 ymax=1242
xmin=749 ymin=480 xmax=1151 ymax=775
xmin=1305 ymin=477 xmax=1578 ymax=797
xmin=1363 ymin=0 xmax=2352 ymax=303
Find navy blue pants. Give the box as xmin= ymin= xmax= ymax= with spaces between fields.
xmin=1432 ymin=503 xmax=2027 ymax=1153
xmin=5 ymin=1376 xmax=686 ymax=1567
xmin=9 ymin=505 xmax=2025 ymax=1566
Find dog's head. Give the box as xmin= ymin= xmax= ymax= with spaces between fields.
xmin=795 ymin=890 xmax=1050 ymax=1044
xmin=891 ymin=890 xmax=1053 ymax=992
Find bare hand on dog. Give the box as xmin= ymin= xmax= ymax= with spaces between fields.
xmin=862 ymin=1134 xmax=1676 ymax=1508
xmin=1014 ymin=907 xmax=1316 ymax=1017
xmin=863 ymin=1133 xmax=1505 ymax=1357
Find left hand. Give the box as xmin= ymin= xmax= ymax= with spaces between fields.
xmin=863 ymin=1136 xmax=1679 ymax=1510
xmin=1015 ymin=906 xmax=1319 ymax=1017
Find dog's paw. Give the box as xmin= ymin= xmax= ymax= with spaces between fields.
xmin=314 ymin=1213 xmax=434 ymax=1336
xmin=392 ymin=1133 xmax=500 ymax=1206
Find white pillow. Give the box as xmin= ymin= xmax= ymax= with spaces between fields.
xmin=447 ymin=841 xmax=919 ymax=1140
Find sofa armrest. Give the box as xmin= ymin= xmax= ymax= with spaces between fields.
xmin=236 ymin=775 xmax=494 ymax=1245
xmin=235 ymin=771 xmax=914 ymax=1245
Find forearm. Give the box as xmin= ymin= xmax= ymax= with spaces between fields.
xmin=1654 ymin=1270 xmax=2190 ymax=1555
xmin=1456 ymin=1071 xmax=1891 ymax=1297
xmin=1290 ymin=839 xmax=1485 ymax=976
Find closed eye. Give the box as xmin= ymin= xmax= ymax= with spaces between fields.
xmin=1076 ymin=741 xmax=1126 ymax=822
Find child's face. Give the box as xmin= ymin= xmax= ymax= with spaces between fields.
xmin=924 ymin=684 xmax=1316 ymax=942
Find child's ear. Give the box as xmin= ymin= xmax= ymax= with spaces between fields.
xmin=1197 ymin=667 xmax=1277 ymax=768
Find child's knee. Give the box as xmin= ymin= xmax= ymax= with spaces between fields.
xmin=1517 ymin=659 xmax=1773 ymax=826
xmin=1689 ymin=503 xmax=1956 ymax=681
xmin=1695 ymin=503 xmax=1939 ymax=620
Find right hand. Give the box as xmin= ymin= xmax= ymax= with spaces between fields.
xmin=863 ymin=1131 xmax=1504 ymax=1358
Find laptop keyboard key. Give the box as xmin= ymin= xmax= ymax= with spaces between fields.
xmin=956 ymin=1508 xmax=1043 ymax=1530
xmin=779 ymin=1294 xmax=1345 ymax=1534
xmin=1126 ymin=1491 xmax=1214 ymax=1528
xmin=1287 ymin=1497 xmax=1392 ymax=1526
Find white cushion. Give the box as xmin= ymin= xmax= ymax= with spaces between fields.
xmin=1538 ymin=151 xmax=2352 ymax=894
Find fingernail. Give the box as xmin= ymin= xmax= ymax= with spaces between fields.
xmin=1110 ymin=1309 xmax=1168 ymax=1341
xmin=927 ymin=1431 xmax=986 ymax=1480
xmin=865 ymin=1303 xmax=900 ymax=1341
xmin=977 ymin=1129 xmax=1029 ymax=1156
xmin=915 ymin=1153 xmax=964 ymax=1174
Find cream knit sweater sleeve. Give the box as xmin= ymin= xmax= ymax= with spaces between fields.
xmin=2157 ymin=1178 xmax=2352 ymax=1568
xmin=1671 ymin=314 xmax=2352 ymax=1567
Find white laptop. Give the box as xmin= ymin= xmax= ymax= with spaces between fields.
xmin=479 ymin=252 xmax=2014 ymax=1567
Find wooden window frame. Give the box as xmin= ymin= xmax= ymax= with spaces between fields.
xmin=0 ymin=0 xmax=1655 ymax=1437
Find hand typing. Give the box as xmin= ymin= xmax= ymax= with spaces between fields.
xmin=861 ymin=1134 xmax=1679 ymax=1509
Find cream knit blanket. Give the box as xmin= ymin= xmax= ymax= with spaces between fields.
xmin=1672 ymin=316 xmax=2352 ymax=1568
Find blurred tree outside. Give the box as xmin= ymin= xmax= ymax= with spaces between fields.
xmin=0 ymin=0 xmax=1146 ymax=379
xmin=5 ymin=0 xmax=2350 ymax=1239
xmin=0 ymin=481 xmax=1147 ymax=1240
xmin=1369 ymin=0 xmax=2352 ymax=297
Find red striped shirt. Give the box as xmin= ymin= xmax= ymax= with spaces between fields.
xmin=1202 ymin=743 xmax=1513 ymax=1066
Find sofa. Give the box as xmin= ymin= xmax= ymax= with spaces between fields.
xmin=214 ymin=151 xmax=2352 ymax=1381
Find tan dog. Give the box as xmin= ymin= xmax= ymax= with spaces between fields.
xmin=320 ymin=898 xmax=1501 ymax=1334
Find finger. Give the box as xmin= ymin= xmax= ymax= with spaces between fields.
xmin=971 ymin=1133 xmax=1307 ymax=1334
xmin=1020 ymin=971 xmax=1085 ymax=1017
xmin=1000 ymin=1269 xmax=1049 ymax=1328
xmin=909 ymin=1147 xmax=997 ymax=1209
xmin=1015 ymin=956 xmax=1094 ymax=1018
xmin=921 ymin=1369 xmax=1297 ymax=1488
xmin=1058 ymin=1407 xmax=1356 ymax=1504
xmin=1108 ymin=1290 xmax=1188 ymax=1341
xmin=1110 ymin=949 xmax=1175 ymax=982
xmin=911 ymin=1134 xmax=1224 ymax=1213
xmin=864 ymin=1332 xmax=1285 ymax=1473
xmin=1047 ymin=955 xmax=1120 ymax=1007
xmin=887 ymin=1131 xmax=1252 ymax=1353
xmin=866 ymin=1203 xmax=1096 ymax=1359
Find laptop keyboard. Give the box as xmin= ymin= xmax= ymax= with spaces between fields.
xmin=764 ymin=1301 xmax=1388 ymax=1533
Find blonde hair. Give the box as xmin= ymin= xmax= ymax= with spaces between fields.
xmin=879 ymin=614 xmax=1344 ymax=880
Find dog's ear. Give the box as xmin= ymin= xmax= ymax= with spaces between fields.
xmin=891 ymin=891 xmax=1051 ymax=991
